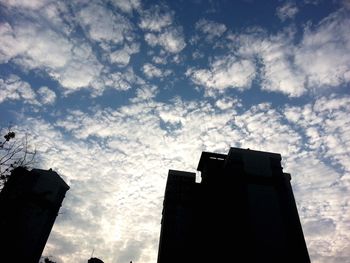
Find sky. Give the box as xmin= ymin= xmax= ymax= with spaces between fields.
xmin=0 ymin=0 xmax=350 ymax=262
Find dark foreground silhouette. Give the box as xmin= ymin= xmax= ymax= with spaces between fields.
xmin=157 ymin=147 xmax=310 ymax=263
xmin=0 ymin=167 xmax=69 ymax=263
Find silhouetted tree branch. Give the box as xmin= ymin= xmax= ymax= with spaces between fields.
xmin=0 ymin=126 xmax=36 ymax=190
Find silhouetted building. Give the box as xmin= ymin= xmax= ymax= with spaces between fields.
xmin=157 ymin=147 xmax=310 ymax=263
xmin=88 ymin=257 xmax=104 ymax=263
xmin=0 ymin=167 xmax=69 ymax=263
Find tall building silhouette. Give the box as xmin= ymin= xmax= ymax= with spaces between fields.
xmin=157 ymin=147 xmax=310 ymax=263
xmin=0 ymin=167 xmax=69 ymax=263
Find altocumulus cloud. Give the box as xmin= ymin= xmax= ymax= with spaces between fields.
xmin=1 ymin=1 xmax=350 ymax=263
xmin=12 ymin=90 xmax=350 ymax=262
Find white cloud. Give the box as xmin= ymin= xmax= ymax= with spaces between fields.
xmin=304 ymin=218 xmax=336 ymax=237
xmin=139 ymin=6 xmax=173 ymax=32
xmin=0 ymin=75 xmax=56 ymax=106
xmin=186 ymin=55 xmax=256 ymax=94
xmin=142 ymin=63 xmax=163 ymax=78
xmin=151 ymin=56 xmax=167 ymax=64
xmin=284 ymin=95 xmax=350 ymax=175
xmin=276 ymin=2 xmax=299 ymax=21
xmin=103 ymin=67 xmax=146 ymax=92
xmin=131 ymin=85 xmax=158 ymax=102
xmin=37 ymin=86 xmax=56 ymax=105
xmin=145 ymin=27 xmax=186 ymax=53
xmin=192 ymin=50 xmax=205 ymax=60
xmin=259 ymin=35 xmax=306 ymax=97
xmin=11 ymin=93 xmax=349 ymax=263
xmin=294 ymin=10 xmax=350 ymax=88
xmin=230 ymin=9 xmax=350 ymax=97
xmin=111 ymin=0 xmax=141 ymax=14
xmin=0 ymin=0 xmax=49 ymax=10
xmin=195 ymin=19 xmax=227 ymax=41
xmin=55 ymin=43 xmax=104 ymax=93
xmin=233 ymin=29 xmax=307 ymax=97
xmin=0 ymin=74 xmax=37 ymax=104
xmin=77 ymin=2 xmax=134 ymax=46
xmin=0 ymin=22 xmax=72 ymax=68
xmin=139 ymin=4 xmax=186 ymax=56
xmin=110 ymin=43 xmax=140 ymax=66
xmin=215 ymin=97 xmax=241 ymax=111
xmin=142 ymin=63 xmax=171 ymax=79
xmin=0 ymin=20 xmax=107 ymax=93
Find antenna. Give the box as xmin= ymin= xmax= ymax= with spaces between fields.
xmin=91 ymin=248 xmax=95 ymax=258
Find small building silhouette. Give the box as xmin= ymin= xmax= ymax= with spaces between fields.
xmin=157 ymin=147 xmax=310 ymax=263
xmin=0 ymin=167 xmax=69 ymax=263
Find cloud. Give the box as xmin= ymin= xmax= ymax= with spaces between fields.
xmin=142 ymin=63 xmax=171 ymax=79
xmin=0 ymin=22 xmax=72 ymax=67
xmin=304 ymin=218 xmax=336 ymax=237
xmin=284 ymin=95 xmax=350 ymax=175
xmin=12 ymin=92 xmax=349 ymax=263
xmin=77 ymin=2 xmax=134 ymax=46
xmin=215 ymin=97 xmax=241 ymax=111
xmin=0 ymin=74 xmax=37 ymax=104
xmin=144 ymin=27 xmax=186 ymax=53
xmin=139 ymin=4 xmax=186 ymax=54
xmin=56 ymin=43 xmax=104 ymax=93
xmin=195 ymin=19 xmax=227 ymax=41
xmin=130 ymin=85 xmax=158 ymax=102
xmin=229 ymin=8 xmax=350 ymax=97
xmin=139 ymin=5 xmax=173 ymax=32
xmin=103 ymin=67 xmax=146 ymax=92
xmin=281 ymin=95 xmax=350 ymax=262
xmin=0 ymin=1 xmax=148 ymax=95
xmin=186 ymin=55 xmax=256 ymax=95
xmin=0 ymin=18 xmax=106 ymax=93
xmin=115 ymin=239 xmax=143 ymax=263
xmin=111 ymin=0 xmax=141 ymax=14
xmin=258 ymin=32 xmax=306 ymax=97
xmin=231 ymin=28 xmax=307 ymax=97
xmin=294 ymin=9 xmax=350 ymax=89
xmin=37 ymin=86 xmax=56 ymax=105
xmin=276 ymin=2 xmax=299 ymax=21
xmin=109 ymin=43 xmax=140 ymax=66
xmin=151 ymin=56 xmax=167 ymax=64
xmin=0 ymin=75 xmax=55 ymax=107
xmin=0 ymin=0 xmax=49 ymax=10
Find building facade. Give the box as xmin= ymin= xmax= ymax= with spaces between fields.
xmin=0 ymin=167 xmax=69 ymax=263
xmin=157 ymin=147 xmax=310 ymax=263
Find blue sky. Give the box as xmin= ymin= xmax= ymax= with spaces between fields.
xmin=1 ymin=0 xmax=350 ymax=262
